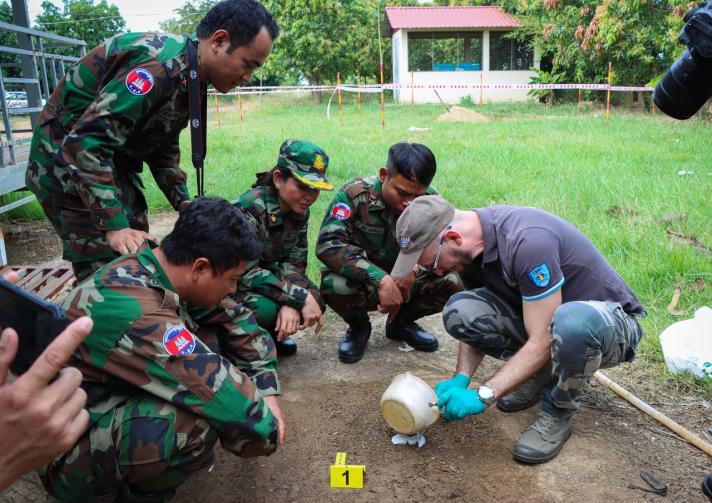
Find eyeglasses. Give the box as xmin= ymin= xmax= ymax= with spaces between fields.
xmin=427 ymin=225 xmax=452 ymax=273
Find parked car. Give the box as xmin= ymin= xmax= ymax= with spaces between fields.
xmin=4 ymin=91 xmax=46 ymax=109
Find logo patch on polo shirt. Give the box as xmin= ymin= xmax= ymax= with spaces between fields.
xmin=331 ymin=202 xmax=351 ymax=221
xmin=163 ymin=325 xmax=196 ymax=357
xmin=125 ymin=68 xmax=154 ymax=96
xmin=527 ymin=263 xmax=551 ymax=288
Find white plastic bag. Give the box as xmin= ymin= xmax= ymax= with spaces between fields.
xmin=659 ymin=306 xmax=712 ymax=379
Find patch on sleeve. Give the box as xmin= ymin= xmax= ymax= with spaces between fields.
xmin=331 ymin=202 xmax=351 ymax=221
xmin=527 ymin=263 xmax=551 ymax=288
xmin=125 ymin=68 xmax=154 ymax=96
xmin=163 ymin=325 xmax=196 ymax=357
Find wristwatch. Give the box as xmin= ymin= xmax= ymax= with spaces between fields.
xmin=478 ymin=384 xmax=496 ymax=407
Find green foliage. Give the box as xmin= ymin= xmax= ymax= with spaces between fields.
xmin=0 ymin=1 xmax=20 ymax=77
xmin=159 ymin=0 xmax=216 ymax=35
xmin=34 ymin=0 xmax=127 ymax=49
xmin=528 ymin=67 xmax=566 ymax=105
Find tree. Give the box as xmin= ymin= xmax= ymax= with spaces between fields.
xmin=34 ymin=0 xmax=127 ymax=50
xmin=0 ymin=1 xmax=20 ymax=77
xmin=159 ymin=0 xmax=216 ymax=35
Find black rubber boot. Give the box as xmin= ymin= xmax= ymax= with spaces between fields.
xmin=338 ymin=312 xmax=371 ymax=363
xmin=703 ymin=474 xmax=712 ymax=501
xmin=385 ymin=320 xmax=438 ymax=351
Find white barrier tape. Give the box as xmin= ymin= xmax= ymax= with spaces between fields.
xmin=209 ymin=82 xmax=654 ymax=96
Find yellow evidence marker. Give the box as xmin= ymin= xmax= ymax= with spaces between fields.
xmin=330 ymin=452 xmax=365 ymax=489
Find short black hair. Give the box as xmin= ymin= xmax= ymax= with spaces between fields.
xmin=197 ymin=0 xmax=279 ymax=53
xmin=161 ymin=197 xmax=260 ymax=273
xmin=385 ymin=142 xmax=437 ymax=186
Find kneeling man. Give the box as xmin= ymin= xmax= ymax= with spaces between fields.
xmin=43 ymin=198 xmax=284 ymax=501
xmin=391 ymin=196 xmax=645 ymax=463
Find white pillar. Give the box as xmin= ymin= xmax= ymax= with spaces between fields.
xmin=482 ymin=30 xmax=490 ymax=72
xmin=391 ymin=29 xmax=409 ymax=103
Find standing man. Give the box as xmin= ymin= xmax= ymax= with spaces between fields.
xmin=316 ymin=142 xmax=462 ymax=363
xmin=391 ymin=196 xmax=645 ymax=463
xmin=26 ymin=0 xmax=278 ymax=281
xmin=43 ymin=198 xmax=283 ymax=502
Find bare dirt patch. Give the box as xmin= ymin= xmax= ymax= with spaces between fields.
xmin=1 ymin=212 xmax=710 ymax=503
xmin=436 ymin=106 xmax=489 ymax=123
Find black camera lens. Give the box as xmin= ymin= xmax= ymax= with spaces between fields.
xmin=654 ymin=49 xmax=712 ymax=119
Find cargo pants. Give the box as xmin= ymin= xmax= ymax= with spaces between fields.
xmin=442 ymin=288 xmax=644 ymax=415
xmin=320 ymin=269 xmax=463 ymax=326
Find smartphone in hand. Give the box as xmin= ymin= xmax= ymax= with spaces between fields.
xmin=0 ymin=276 xmax=69 ymax=374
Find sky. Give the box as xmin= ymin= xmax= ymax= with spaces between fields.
xmin=26 ymin=0 xmax=178 ymax=32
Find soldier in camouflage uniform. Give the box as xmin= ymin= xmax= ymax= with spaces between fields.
xmin=391 ymin=196 xmax=646 ymax=464
xmin=26 ymin=0 xmax=278 ymax=282
xmin=234 ymin=140 xmax=332 ymax=356
xmin=42 ymin=198 xmax=284 ymax=502
xmin=316 ymin=142 xmax=463 ymax=363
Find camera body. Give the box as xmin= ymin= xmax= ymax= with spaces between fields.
xmin=653 ymin=1 xmax=712 ymax=119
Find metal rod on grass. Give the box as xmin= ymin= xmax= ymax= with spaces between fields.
xmin=578 ymin=88 xmax=582 ymax=113
xmin=605 ymin=62 xmax=612 ymax=124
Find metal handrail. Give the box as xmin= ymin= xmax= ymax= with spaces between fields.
xmin=0 ymin=17 xmax=86 ymax=216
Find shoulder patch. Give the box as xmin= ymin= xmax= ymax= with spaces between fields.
xmin=163 ymin=325 xmax=196 ymax=357
xmin=527 ymin=263 xmax=551 ymax=288
xmin=343 ymin=178 xmax=369 ymax=199
xmin=126 ymin=68 xmax=154 ymax=95
xmin=331 ymin=202 xmax=351 ymax=221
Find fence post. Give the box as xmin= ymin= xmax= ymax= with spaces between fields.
xmin=357 ymin=72 xmax=361 ymax=113
xmin=337 ymin=72 xmax=343 ymax=122
xmin=238 ymin=86 xmax=243 ymax=123
xmin=605 ymin=62 xmax=612 ymax=125
xmin=479 ymin=73 xmax=483 ymax=106
xmin=213 ymin=92 xmax=221 ymax=127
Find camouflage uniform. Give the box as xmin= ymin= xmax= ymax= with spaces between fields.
xmin=43 ymin=242 xmax=278 ymax=502
xmin=234 ymin=184 xmax=323 ymax=334
xmin=232 ymin=140 xmax=332 ymax=337
xmin=316 ymin=176 xmax=462 ymax=326
xmin=26 ymin=32 xmax=198 ymax=281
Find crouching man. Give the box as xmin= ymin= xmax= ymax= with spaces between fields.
xmin=391 ymin=196 xmax=645 ymax=463
xmin=42 ymin=197 xmax=284 ymax=501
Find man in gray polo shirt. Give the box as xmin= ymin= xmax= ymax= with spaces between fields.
xmin=391 ymin=196 xmax=645 ymax=464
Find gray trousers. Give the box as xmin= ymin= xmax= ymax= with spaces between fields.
xmin=442 ymin=288 xmax=644 ymax=416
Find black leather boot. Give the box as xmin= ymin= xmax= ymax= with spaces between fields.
xmin=274 ymin=336 xmax=297 ymax=356
xmin=385 ymin=320 xmax=438 ymax=351
xmin=338 ymin=313 xmax=371 ymax=363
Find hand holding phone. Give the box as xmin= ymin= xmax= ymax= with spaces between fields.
xmin=0 ymin=273 xmax=93 ymax=490
xmin=0 ymin=276 xmax=70 ymax=374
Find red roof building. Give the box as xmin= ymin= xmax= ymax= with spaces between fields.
xmin=385 ymin=6 xmax=520 ymax=31
xmin=384 ymin=6 xmax=539 ymax=104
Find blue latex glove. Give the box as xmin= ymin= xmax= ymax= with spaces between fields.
xmin=437 ymin=388 xmax=486 ymax=421
xmin=434 ymin=373 xmax=471 ymax=398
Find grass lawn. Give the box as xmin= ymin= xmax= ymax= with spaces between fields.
xmin=5 ymin=96 xmax=711 ymax=396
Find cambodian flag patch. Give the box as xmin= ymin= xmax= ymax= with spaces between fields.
xmin=163 ymin=325 xmax=195 ymax=357
xmin=331 ymin=202 xmax=351 ymax=221
xmin=527 ymin=263 xmax=551 ymax=288
xmin=125 ymin=68 xmax=154 ymax=96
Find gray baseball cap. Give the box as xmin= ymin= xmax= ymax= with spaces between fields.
xmin=391 ymin=195 xmax=455 ymax=278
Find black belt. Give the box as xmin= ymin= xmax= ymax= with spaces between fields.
xmin=187 ymin=39 xmax=207 ymax=197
